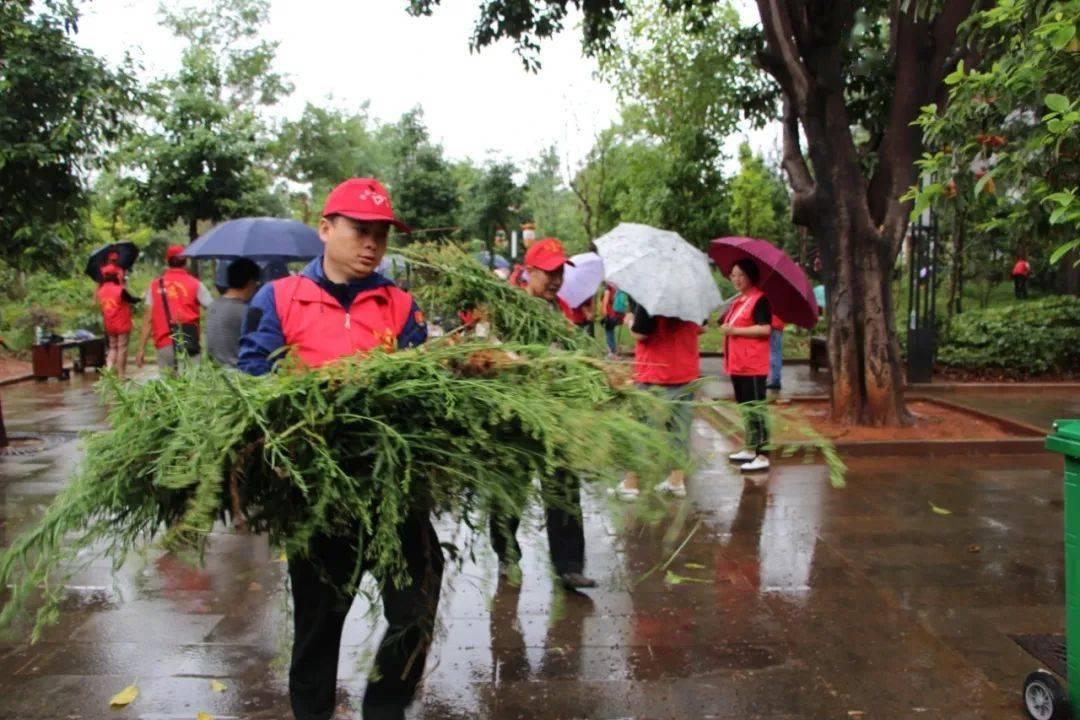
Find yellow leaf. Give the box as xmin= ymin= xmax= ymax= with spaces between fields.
xmin=197 ymin=713 xmax=214 ymax=720
xmin=109 ymin=684 xmax=139 ymax=707
xmin=210 ymin=679 xmax=227 ymax=693
xmin=929 ymin=502 xmax=953 ymax=516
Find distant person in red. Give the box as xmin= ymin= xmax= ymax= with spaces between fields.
xmin=95 ymin=271 xmax=140 ymax=378
xmin=766 ymin=314 xmax=786 ymax=391
xmin=1011 ymin=255 xmax=1031 ymax=299
xmin=134 ymin=245 xmax=213 ymax=373
xmin=600 ymin=283 xmax=624 ymax=358
xmin=721 ymin=258 xmax=772 ymax=473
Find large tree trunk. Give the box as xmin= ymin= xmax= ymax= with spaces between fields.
xmin=755 ymin=0 xmax=975 ymax=426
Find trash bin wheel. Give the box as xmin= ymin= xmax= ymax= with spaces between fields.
xmin=1024 ymin=670 xmax=1068 ymax=720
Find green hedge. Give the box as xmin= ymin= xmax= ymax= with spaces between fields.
xmin=937 ymin=296 xmax=1080 ymax=375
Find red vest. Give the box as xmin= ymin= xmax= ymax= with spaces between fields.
xmin=150 ymin=269 xmax=203 ymax=349
xmin=723 ymin=288 xmax=770 ymax=376
xmin=558 ymin=297 xmax=589 ymax=325
xmin=96 ymin=283 xmax=133 ymax=335
xmin=634 ymin=317 xmax=700 ymax=385
xmin=273 ymin=275 xmax=414 ymax=368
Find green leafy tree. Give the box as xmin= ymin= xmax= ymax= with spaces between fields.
xmin=0 ymin=1 xmax=140 ymax=272
xmin=909 ymin=0 xmax=1079 ymax=294
xmin=461 ymin=160 xmax=523 ymax=259
xmin=379 ymin=109 xmax=461 ymax=238
xmin=520 ymin=146 xmax=587 ymax=252
xmin=589 ymin=0 xmax=764 ymax=247
xmin=728 ymin=143 xmax=790 ymax=242
xmin=274 ymin=101 xmax=390 ymax=218
xmin=410 ymin=0 xmax=984 ymax=427
xmin=134 ymin=0 xmax=292 ymax=241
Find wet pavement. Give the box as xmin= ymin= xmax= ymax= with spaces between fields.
xmin=1 ymin=370 xmax=1078 ymax=718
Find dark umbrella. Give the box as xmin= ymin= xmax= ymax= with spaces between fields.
xmin=84 ymin=242 xmax=139 ymax=283
xmin=182 ymin=217 xmax=322 ymax=260
xmin=709 ymin=237 xmax=820 ymax=329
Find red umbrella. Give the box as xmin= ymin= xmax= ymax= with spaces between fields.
xmin=709 ymin=237 xmax=820 ymax=329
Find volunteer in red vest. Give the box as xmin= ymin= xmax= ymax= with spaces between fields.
xmin=767 ymin=314 xmax=786 ymax=391
xmin=237 ymin=178 xmax=441 ymax=720
xmin=490 ymin=237 xmax=597 ymax=590
xmin=134 ymin=245 xmax=214 ymax=373
xmin=721 ymin=258 xmax=772 ymax=472
xmin=558 ymin=294 xmax=595 ymax=336
xmin=1011 ymin=255 xmax=1030 ymax=299
xmin=599 ymin=283 xmax=623 ymax=358
xmin=95 ymin=270 xmax=140 ymax=378
xmin=613 ymin=296 xmax=702 ymax=500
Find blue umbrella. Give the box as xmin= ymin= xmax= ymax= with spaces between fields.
xmin=474 ymin=251 xmax=511 ymax=270
xmin=182 ymin=217 xmax=322 ymax=260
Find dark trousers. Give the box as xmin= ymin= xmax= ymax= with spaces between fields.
xmin=489 ymin=472 xmax=585 ymax=575
xmin=731 ymin=374 xmax=769 ymax=455
xmin=287 ymin=512 xmax=444 ymax=720
xmin=1013 ymin=274 xmax=1027 ymax=298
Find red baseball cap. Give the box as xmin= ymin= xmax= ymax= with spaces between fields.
xmin=165 ymin=245 xmax=186 ymax=261
xmin=524 ymin=237 xmax=573 ymax=272
xmin=322 ymin=177 xmax=411 ymax=233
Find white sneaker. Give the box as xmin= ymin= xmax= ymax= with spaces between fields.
xmin=655 ymin=479 xmax=687 ymax=498
xmin=608 ymin=482 xmax=640 ymax=501
xmin=728 ymin=449 xmax=756 ymax=462
xmin=740 ymin=455 xmax=771 ymax=472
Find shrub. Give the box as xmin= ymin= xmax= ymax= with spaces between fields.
xmin=937 ymin=296 xmax=1080 ymax=376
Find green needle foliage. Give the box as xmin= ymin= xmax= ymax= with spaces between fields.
xmin=0 ymin=341 xmax=679 ymax=640
xmin=402 ymin=243 xmax=603 ymax=353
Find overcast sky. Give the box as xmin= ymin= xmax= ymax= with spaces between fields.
xmin=75 ymin=0 xmax=778 ymax=174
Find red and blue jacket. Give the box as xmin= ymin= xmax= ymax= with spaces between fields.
xmin=237 ymin=257 xmax=427 ymax=376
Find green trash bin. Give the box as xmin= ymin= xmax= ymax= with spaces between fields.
xmin=1024 ymin=419 xmax=1080 ymax=720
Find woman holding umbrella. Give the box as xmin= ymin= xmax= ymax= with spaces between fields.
xmin=94 ymin=269 xmax=141 ymax=378
xmin=720 ymin=259 xmax=773 ymax=472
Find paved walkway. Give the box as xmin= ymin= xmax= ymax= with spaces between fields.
xmin=0 ymin=370 xmax=1075 ymax=718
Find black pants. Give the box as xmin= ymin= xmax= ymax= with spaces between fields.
xmin=489 ymin=471 xmax=585 ymax=576
xmin=287 ymin=512 xmax=444 ymax=720
xmin=1013 ymin=274 xmax=1027 ymax=298
xmin=731 ymin=374 xmax=769 ymax=455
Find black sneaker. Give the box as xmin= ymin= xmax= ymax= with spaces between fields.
xmin=560 ymin=572 xmax=597 ymax=589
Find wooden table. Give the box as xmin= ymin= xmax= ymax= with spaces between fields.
xmin=32 ymin=337 xmax=107 ymax=380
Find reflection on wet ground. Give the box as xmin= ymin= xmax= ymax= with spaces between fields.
xmin=0 ymin=370 xmax=1075 ymax=718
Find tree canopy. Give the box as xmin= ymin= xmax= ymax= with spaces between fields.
xmin=0 ymin=0 xmax=140 ymax=271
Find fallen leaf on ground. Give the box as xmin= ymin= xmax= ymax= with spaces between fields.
xmin=210 ymin=679 xmax=227 ymax=693
xmin=109 ymin=684 xmax=138 ymax=707
xmin=929 ymin=502 xmax=952 ymax=515
xmin=968 ymin=544 xmax=981 ymax=553
xmin=848 ymin=712 xmax=865 ymax=718
xmin=197 ymin=713 xmax=213 ymax=720
xmin=664 ymin=570 xmax=709 ymax=585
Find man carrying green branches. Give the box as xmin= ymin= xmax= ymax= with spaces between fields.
xmin=491 ymin=237 xmax=598 ymax=590
xmin=238 ymin=178 xmax=440 ymax=720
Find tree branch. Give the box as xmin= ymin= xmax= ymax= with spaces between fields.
xmin=754 ymin=0 xmax=812 ymax=107
xmin=781 ymin=98 xmax=816 ymax=226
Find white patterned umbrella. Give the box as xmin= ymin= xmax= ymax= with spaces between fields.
xmin=594 ymin=223 xmax=723 ymax=323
